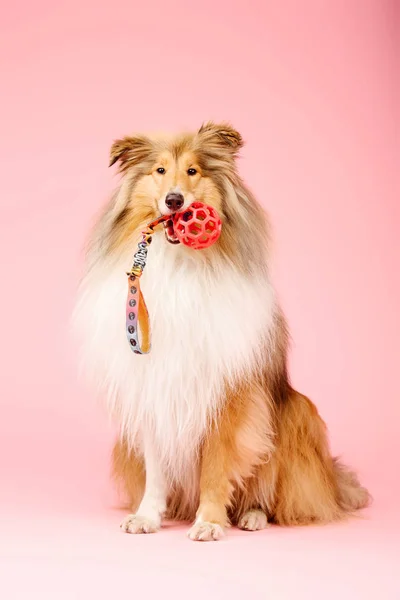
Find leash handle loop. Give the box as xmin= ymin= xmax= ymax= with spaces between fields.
xmin=125 ymin=215 xmax=169 ymax=355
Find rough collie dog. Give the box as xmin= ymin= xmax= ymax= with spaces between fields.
xmin=73 ymin=122 xmax=369 ymax=541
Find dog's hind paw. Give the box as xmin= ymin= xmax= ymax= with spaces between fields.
xmin=238 ymin=509 xmax=269 ymax=531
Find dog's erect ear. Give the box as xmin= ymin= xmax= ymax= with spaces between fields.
xmin=109 ymin=135 xmax=153 ymax=170
xmin=197 ymin=122 xmax=244 ymax=153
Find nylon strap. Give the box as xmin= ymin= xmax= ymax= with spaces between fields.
xmin=125 ymin=215 xmax=169 ymax=355
xmin=125 ymin=274 xmax=151 ymax=354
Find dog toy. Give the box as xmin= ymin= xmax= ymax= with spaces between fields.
xmin=125 ymin=203 xmax=222 ymax=354
xmin=173 ymin=202 xmax=222 ymax=249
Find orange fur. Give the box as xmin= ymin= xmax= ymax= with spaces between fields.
xmin=113 ymin=386 xmax=370 ymax=528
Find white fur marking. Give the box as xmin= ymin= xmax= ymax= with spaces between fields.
xmin=73 ymin=232 xmax=276 ymax=487
xmin=135 ymin=433 xmax=166 ymax=523
xmin=120 ymin=435 xmax=165 ymax=534
xmin=170 ymin=186 xmax=182 ymax=194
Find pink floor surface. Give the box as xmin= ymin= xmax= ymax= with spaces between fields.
xmin=2 ymin=413 xmax=399 ymax=600
xmin=2 ymin=398 xmax=399 ymax=598
xmin=2 ymin=493 xmax=399 ymax=599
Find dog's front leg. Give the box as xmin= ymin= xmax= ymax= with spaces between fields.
xmin=121 ymin=433 xmax=166 ymax=534
xmin=188 ymin=425 xmax=232 ymax=542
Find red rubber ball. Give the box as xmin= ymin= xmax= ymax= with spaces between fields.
xmin=173 ymin=202 xmax=222 ymax=249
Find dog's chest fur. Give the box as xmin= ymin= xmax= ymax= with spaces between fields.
xmin=75 ymin=234 xmax=276 ymax=477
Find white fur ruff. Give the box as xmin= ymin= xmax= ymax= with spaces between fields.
xmin=73 ymin=232 xmax=276 ymax=482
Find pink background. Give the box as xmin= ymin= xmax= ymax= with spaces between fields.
xmin=1 ymin=1 xmax=398 ymax=598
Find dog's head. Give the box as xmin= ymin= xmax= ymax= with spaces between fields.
xmin=109 ymin=122 xmax=243 ymax=245
xmin=104 ymin=122 xmax=268 ymax=271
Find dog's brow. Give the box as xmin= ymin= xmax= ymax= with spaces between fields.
xmin=171 ymin=136 xmax=191 ymax=159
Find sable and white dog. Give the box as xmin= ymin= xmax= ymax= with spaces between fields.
xmin=73 ymin=122 xmax=369 ymax=541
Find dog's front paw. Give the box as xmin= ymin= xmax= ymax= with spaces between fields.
xmin=120 ymin=514 xmax=160 ymax=534
xmin=187 ymin=520 xmax=225 ymax=542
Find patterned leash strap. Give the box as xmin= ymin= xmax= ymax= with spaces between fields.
xmin=125 ymin=215 xmax=169 ymax=354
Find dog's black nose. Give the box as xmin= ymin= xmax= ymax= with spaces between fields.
xmin=165 ymin=193 xmax=184 ymax=212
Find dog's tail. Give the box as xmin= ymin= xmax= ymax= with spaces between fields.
xmin=271 ymin=390 xmax=371 ymax=525
xmin=333 ymin=458 xmax=371 ymax=512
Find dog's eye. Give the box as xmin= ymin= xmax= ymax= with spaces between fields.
xmin=157 ymin=167 xmax=165 ymax=174
xmin=187 ymin=168 xmax=197 ymax=176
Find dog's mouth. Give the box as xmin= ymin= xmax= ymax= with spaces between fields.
xmin=163 ymin=219 xmax=180 ymax=245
